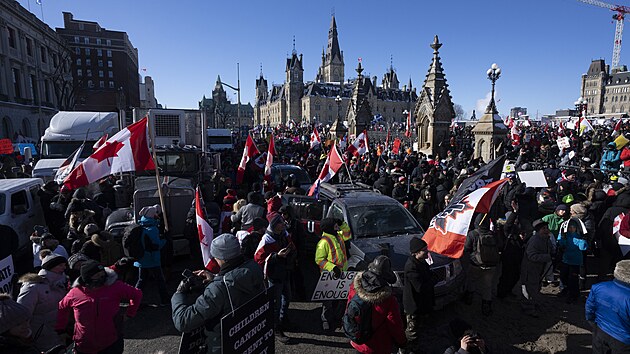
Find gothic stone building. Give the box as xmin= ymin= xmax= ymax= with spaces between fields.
xmin=254 ymin=16 xmax=417 ymax=134
xmin=581 ymin=59 xmax=630 ymax=117
xmin=199 ymin=75 xmax=254 ymax=129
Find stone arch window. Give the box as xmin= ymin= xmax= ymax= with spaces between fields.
xmin=37 ymin=118 xmax=45 ymax=137
xmin=613 ymin=106 xmax=617 ymax=113
xmin=1 ymin=117 xmax=13 ymax=139
xmin=622 ymin=106 xmax=626 ymax=112
xmin=21 ymin=119 xmax=31 ymax=138
xmin=477 ymin=139 xmax=485 ymax=158
xmin=418 ymin=116 xmax=429 ymax=148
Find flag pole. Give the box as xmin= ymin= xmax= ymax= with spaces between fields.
xmin=147 ymin=116 xmax=170 ymax=232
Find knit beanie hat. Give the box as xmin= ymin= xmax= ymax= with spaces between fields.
xmin=84 ymin=223 xmax=100 ymax=237
xmin=210 ymin=233 xmax=241 ymax=261
xmin=614 ymin=260 xmax=630 ymax=284
xmin=570 ymin=203 xmax=587 ymax=218
xmin=41 ymin=253 xmax=67 ymax=271
xmin=80 ymin=260 xmax=105 ymax=284
xmin=409 ymin=237 xmax=428 ymax=254
xmin=68 ymin=252 xmax=90 ymax=270
xmin=0 ymin=293 xmax=30 ymax=333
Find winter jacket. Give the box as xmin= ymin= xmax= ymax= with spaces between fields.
xmin=600 ymin=145 xmax=621 ymax=172
xmin=56 ymin=268 xmax=142 ymax=354
xmin=520 ymin=232 xmax=552 ymax=286
xmin=586 ymin=279 xmax=630 ymax=344
xmin=557 ymin=231 xmax=588 ymax=266
xmin=621 ymin=146 xmax=630 ymax=168
xmin=415 ymin=189 xmax=436 ymax=230
xmin=171 ymin=258 xmax=265 ymax=354
xmin=347 ymin=272 xmax=407 ymax=354
xmin=314 ymin=223 xmax=352 ymax=272
xmin=231 ymin=203 xmax=265 ymax=230
xmin=32 ymin=244 xmax=68 ymax=268
xmin=254 ymin=218 xmax=296 ymax=281
xmin=17 ymin=270 xmax=67 ymax=351
xmin=542 ymin=213 xmax=565 ymax=239
xmin=133 ymin=216 xmax=165 ymax=269
xmin=403 ymin=256 xmax=437 ymax=315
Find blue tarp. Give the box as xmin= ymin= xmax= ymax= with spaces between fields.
xmin=14 ymin=143 xmax=38 ymax=156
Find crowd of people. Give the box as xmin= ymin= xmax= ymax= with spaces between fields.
xmin=0 ymin=119 xmax=629 ymax=353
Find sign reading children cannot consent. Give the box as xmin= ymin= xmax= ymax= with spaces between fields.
xmin=311 ymin=271 xmax=357 ymax=301
xmin=221 ymin=289 xmax=275 ymax=354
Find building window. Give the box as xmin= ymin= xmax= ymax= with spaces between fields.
xmin=76 ymin=58 xmax=82 ymax=66
xmin=75 ymin=47 xmax=80 ymax=55
xmin=74 ymin=36 xmax=79 ymax=43
xmin=108 ymin=71 xmax=113 ymax=78
xmin=106 ymin=39 xmax=111 ymax=46
xmin=97 ymin=49 xmax=102 ymax=56
xmin=99 ymin=81 xmax=104 ymax=88
xmin=40 ymin=47 xmax=47 ymax=63
xmin=44 ymin=80 xmax=50 ymax=102
xmin=84 ymin=37 xmax=89 ymax=44
xmin=12 ymin=68 xmax=21 ymax=98
xmin=30 ymin=75 xmax=37 ymax=101
xmin=7 ymin=27 xmax=16 ymax=48
xmin=79 ymin=23 xmax=84 ymax=30
xmin=87 ymin=80 xmax=93 ymax=88
xmin=96 ymin=38 xmax=101 ymax=45
xmin=109 ymin=81 xmax=114 ymax=88
xmin=85 ymin=48 xmax=90 ymax=55
xmin=107 ymin=60 xmax=112 ymax=68
xmin=21 ymin=119 xmax=31 ymax=138
xmin=86 ymin=69 xmax=92 ymax=77
xmin=1 ymin=117 xmax=13 ymax=139
xmin=86 ymin=59 xmax=91 ymax=66
xmin=25 ymin=38 xmax=33 ymax=56
xmin=99 ymin=70 xmax=104 ymax=78
xmin=106 ymin=50 xmax=112 ymax=57
xmin=77 ymin=69 xmax=82 ymax=77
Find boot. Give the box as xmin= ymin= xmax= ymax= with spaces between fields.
xmin=481 ymin=300 xmax=493 ymax=316
xmin=405 ymin=314 xmax=418 ymax=342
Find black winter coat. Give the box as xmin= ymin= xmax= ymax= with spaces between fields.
xmin=403 ymin=256 xmax=437 ymax=315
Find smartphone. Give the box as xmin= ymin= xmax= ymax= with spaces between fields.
xmin=182 ymin=269 xmax=194 ymax=278
xmin=34 ymin=225 xmax=48 ymax=236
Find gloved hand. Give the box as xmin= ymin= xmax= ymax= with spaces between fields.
xmin=115 ymin=257 xmax=135 ymax=269
xmin=176 ymin=278 xmax=194 ymax=294
xmin=332 ymin=266 xmax=342 ymax=280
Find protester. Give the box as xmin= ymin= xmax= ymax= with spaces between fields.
xmin=347 ymin=255 xmax=407 ymax=353
xmin=134 ymin=204 xmax=169 ymax=306
xmin=171 ymin=233 xmax=266 ymax=353
xmin=520 ymin=219 xmax=553 ymax=317
xmin=403 ymin=237 xmax=437 ymax=343
xmin=557 ymin=218 xmax=589 ymax=303
xmin=0 ymin=293 xmax=49 ymax=354
xmin=56 ymin=260 xmax=142 ymax=354
xmin=231 ymin=192 xmax=265 ymax=230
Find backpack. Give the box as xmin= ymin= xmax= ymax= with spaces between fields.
xmin=122 ymin=223 xmax=151 ymax=258
xmin=472 ymin=230 xmax=500 ymax=267
xmin=343 ymin=293 xmax=373 ymax=344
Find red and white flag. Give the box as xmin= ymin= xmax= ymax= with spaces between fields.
xmin=310 ymin=127 xmax=321 ymax=149
xmin=308 ymin=144 xmax=344 ymax=196
xmin=264 ymin=134 xmax=275 ymax=186
xmin=423 ymin=178 xmax=509 ymax=258
xmin=405 ymin=111 xmax=412 ymax=138
xmin=450 ymin=119 xmax=457 ymax=132
xmin=64 ymin=118 xmax=154 ymax=190
xmin=54 ymin=143 xmax=85 ymax=185
xmin=613 ymin=119 xmax=622 ymax=137
xmin=346 ymin=130 xmax=369 ymax=157
xmin=504 ymin=116 xmax=514 ymax=129
xmin=93 ymin=134 xmax=108 ymax=151
xmin=613 ymin=212 xmax=630 ymax=256
xmin=236 ymin=133 xmax=260 ymax=184
xmin=196 ymin=186 xmax=220 ymax=273
xmin=511 ymin=124 xmax=521 ymax=146
xmin=392 ymin=138 xmax=401 ymax=155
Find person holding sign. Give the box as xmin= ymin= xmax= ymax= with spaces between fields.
xmin=171 ymin=233 xmax=265 ymax=353
xmin=315 ymin=218 xmax=352 ymax=331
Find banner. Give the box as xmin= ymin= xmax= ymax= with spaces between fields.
xmin=450 ymin=155 xmax=506 ymax=204
xmin=178 ymin=326 xmax=207 ymax=354
xmin=0 ymin=255 xmax=14 ymax=294
xmin=0 ymin=139 xmax=13 ymax=155
xmin=311 ymin=271 xmax=356 ymax=301
xmin=221 ymin=289 xmax=275 ymax=354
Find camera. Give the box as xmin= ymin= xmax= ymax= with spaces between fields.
xmin=180 ymin=269 xmax=206 ymax=293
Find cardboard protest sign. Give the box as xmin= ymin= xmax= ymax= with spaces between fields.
xmin=178 ymin=326 xmax=207 ymax=354
xmin=517 ymin=170 xmax=548 ymax=188
xmin=311 ymin=271 xmax=356 ymax=301
xmin=0 ymin=255 xmax=14 ymax=294
xmin=557 ymin=137 xmax=570 ymax=150
xmin=221 ymin=289 xmax=274 ymax=354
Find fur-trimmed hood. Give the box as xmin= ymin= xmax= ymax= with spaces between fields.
xmin=614 ymin=260 xmax=630 ymax=285
xmin=353 ymin=272 xmax=392 ymax=304
xmin=18 ymin=273 xmax=44 ymax=284
xmin=71 ymin=266 xmax=117 ymax=288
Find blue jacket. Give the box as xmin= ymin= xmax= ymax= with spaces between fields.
xmin=586 ymin=280 xmax=630 ymax=344
xmin=557 ymin=232 xmax=588 ymax=266
xmin=133 ymin=216 xmax=165 ymax=268
xmin=600 ymin=146 xmax=621 ymax=172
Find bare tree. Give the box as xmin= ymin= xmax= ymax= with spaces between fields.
xmin=453 ymin=103 xmax=465 ymax=120
xmin=46 ymin=42 xmax=81 ymax=111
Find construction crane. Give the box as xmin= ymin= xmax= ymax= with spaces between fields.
xmin=578 ymin=0 xmax=630 ymax=69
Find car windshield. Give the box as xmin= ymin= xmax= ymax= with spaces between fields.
xmin=281 ymin=167 xmax=311 ymax=184
xmin=347 ymin=204 xmax=422 ymax=238
xmin=41 ymin=141 xmax=95 ymax=159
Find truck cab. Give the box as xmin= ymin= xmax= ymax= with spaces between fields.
xmin=0 ymin=178 xmax=46 ymax=255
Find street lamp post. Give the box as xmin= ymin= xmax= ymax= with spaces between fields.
xmin=335 ymin=95 xmax=342 ymax=121
xmin=486 ymin=63 xmax=501 ymax=114
xmin=220 ymin=63 xmax=241 ymax=134
xmin=575 ymin=97 xmax=588 ymax=119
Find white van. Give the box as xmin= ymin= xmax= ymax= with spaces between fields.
xmin=0 ymin=179 xmax=46 ymax=253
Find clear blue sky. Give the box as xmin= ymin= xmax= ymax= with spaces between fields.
xmin=18 ymin=0 xmax=624 ymax=118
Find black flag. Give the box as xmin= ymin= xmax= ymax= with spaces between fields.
xmin=450 ymin=154 xmax=507 ymax=204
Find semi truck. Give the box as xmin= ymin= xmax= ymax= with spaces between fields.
xmin=32 ymin=111 xmax=119 ymax=181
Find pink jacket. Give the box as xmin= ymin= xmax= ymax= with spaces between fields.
xmin=56 ymin=268 xmax=142 ymax=353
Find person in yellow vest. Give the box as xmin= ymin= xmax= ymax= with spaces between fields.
xmin=315 ymin=217 xmax=352 ymax=331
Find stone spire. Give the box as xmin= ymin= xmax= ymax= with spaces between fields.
xmin=423 ymin=35 xmax=450 ymax=106
xmin=214 ymin=75 xmax=222 ymax=91
xmin=327 ymin=16 xmax=342 ymax=62
xmin=322 ymin=15 xmax=344 ymax=83
xmin=344 ymin=60 xmax=373 ymax=136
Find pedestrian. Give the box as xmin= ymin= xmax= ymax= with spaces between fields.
xmin=347 ymin=255 xmax=407 ymax=353
xmin=557 ymin=218 xmax=589 ymax=303
xmin=403 ymin=237 xmax=437 ymax=343
xmin=31 ymin=233 xmax=68 ymax=270
xmin=239 ymin=217 xmax=268 ymax=259
xmin=231 ymin=192 xmax=265 ymax=230
xmin=134 ymin=204 xmax=169 ymax=306
xmin=586 ymin=259 xmax=630 ymax=353
xmin=520 ymin=219 xmax=553 ymax=317
xmin=254 ymin=215 xmax=296 ymax=344
xmin=171 ymin=233 xmax=266 ymax=353
xmin=56 ymin=260 xmax=142 ymax=354
xmin=315 ymin=217 xmax=352 ymax=331
xmin=0 ymin=293 xmax=48 ymax=354
xmin=16 ymin=251 xmax=68 ymax=352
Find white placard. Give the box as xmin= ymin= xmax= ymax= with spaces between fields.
xmin=517 ymin=170 xmax=548 ymax=188
xmin=557 ymin=137 xmax=570 ymax=150
xmin=311 ymin=271 xmax=356 ymax=301
xmin=0 ymin=255 xmax=14 ymax=294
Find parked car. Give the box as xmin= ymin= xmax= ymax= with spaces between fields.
xmin=271 ymin=164 xmax=312 ymax=191
xmin=284 ymin=182 xmax=464 ymax=308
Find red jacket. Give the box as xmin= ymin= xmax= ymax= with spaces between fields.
xmin=621 ymin=146 xmax=630 ymax=167
xmin=347 ymin=272 xmax=407 ymax=354
xmin=56 ymin=269 xmax=142 ymax=353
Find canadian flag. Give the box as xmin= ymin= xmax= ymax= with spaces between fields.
xmin=423 ymin=178 xmax=509 ymax=258
xmin=310 ymin=127 xmax=321 ymax=149
xmin=264 ymin=134 xmax=275 ymax=186
xmin=64 ymin=117 xmax=155 ymax=190
xmin=503 ymin=116 xmax=513 ymax=129
xmin=558 ymin=120 xmax=565 ymax=134
xmin=196 ymin=186 xmax=220 ymax=273
xmin=236 ymin=133 xmax=260 ymax=184
xmin=308 ymin=144 xmax=344 ymax=196
xmin=405 ymin=111 xmax=412 ymax=138
xmin=612 ymin=119 xmax=622 ymax=137
xmin=346 ymin=130 xmax=369 ymax=157
xmin=55 ymin=143 xmax=85 ymax=185
xmin=511 ymin=124 xmax=521 ymax=146
xmin=450 ymin=119 xmax=457 ymax=132
xmin=93 ymin=134 xmax=108 ymax=151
